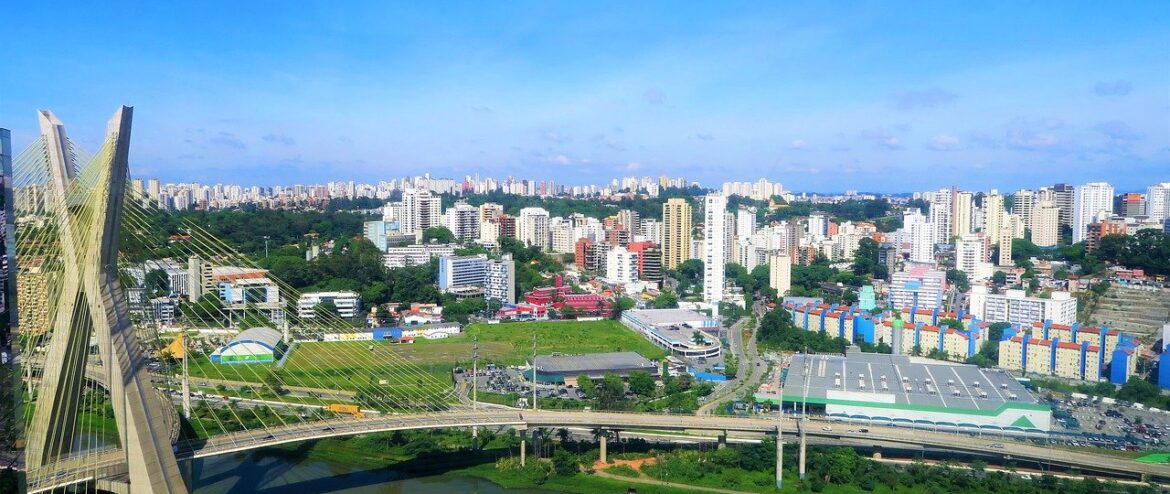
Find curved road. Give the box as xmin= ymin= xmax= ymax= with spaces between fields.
xmin=27 ymin=408 xmax=1170 ymax=493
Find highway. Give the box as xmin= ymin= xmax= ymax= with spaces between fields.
xmin=697 ymin=300 xmax=767 ymax=415
xmin=25 ymin=408 xmax=1170 ymax=493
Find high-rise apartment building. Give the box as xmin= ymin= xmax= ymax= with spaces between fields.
xmin=1072 ymin=182 xmax=1114 ymax=244
xmin=702 ymin=194 xmax=727 ymax=310
xmin=808 ymin=211 xmax=829 ymax=241
xmin=888 ymin=266 xmax=947 ymax=310
xmin=401 ymin=187 xmax=442 ymax=239
xmin=605 ymin=246 xmax=639 ymax=285
xmin=443 ymin=202 xmax=480 ymax=241
xmin=485 ymin=254 xmax=516 ymax=304
xmin=983 ymin=190 xmax=1005 ymax=242
xmin=1050 ymin=183 xmax=1075 ymax=228
xmin=970 ymin=287 xmax=1077 ymax=326
xmin=1012 ymin=189 xmax=1035 ymax=231
xmin=517 ymin=207 xmax=550 ymax=250
xmin=1032 ymin=200 xmax=1060 ymax=247
xmin=1120 ymin=193 xmax=1145 ymax=218
xmin=954 ymin=191 xmax=974 ymax=236
xmin=768 ymin=252 xmax=791 ymax=296
xmin=662 ymin=198 xmax=692 ymax=270
xmin=927 ymin=188 xmax=953 ymax=241
xmin=904 ymin=209 xmax=934 ymax=264
xmin=735 ymin=207 xmax=756 ymax=238
xmin=954 ymin=233 xmax=990 ymax=281
xmin=1147 ymin=182 xmax=1170 ymax=223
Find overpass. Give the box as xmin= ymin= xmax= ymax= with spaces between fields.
xmin=26 ymin=408 xmax=1170 ymax=493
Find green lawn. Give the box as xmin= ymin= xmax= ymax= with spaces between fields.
xmin=184 ymin=320 xmax=665 ymax=406
xmin=463 ymin=320 xmax=668 ymax=363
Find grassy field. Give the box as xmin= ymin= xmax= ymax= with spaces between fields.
xmin=185 ymin=319 xmax=665 ymax=398
xmin=464 ymin=320 xmax=668 ymax=363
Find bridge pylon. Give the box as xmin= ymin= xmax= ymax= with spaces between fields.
xmin=22 ymin=107 xmax=188 ymax=493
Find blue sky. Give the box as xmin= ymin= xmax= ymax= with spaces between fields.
xmin=3 ymin=2 xmax=1167 ymax=192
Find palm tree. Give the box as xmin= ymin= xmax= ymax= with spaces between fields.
xmin=556 ymin=427 xmax=570 ymax=444
xmin=691 ymin=330 xmax=706 ymax=346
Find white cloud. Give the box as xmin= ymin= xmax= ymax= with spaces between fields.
xmin=927 ymin=134 xmax=961 ymax=151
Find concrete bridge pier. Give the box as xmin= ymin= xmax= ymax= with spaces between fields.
xmin=599 ymin=429 xmax=608 ymax=463
xmin=717 ymin=430 xmax=727 ymax=449
xmin=798 ymin=422 xmax=807 ymax=480
xmin=520 ymin=429 xmax=527 ymax=467
xmin=471 ymin=426 xmax=478 ymax=450
xmin=775 ymin=425 xmax=783 ymax=490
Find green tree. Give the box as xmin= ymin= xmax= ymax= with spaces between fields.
xmin=576 ymin=374 xmax=594 ymax=399
xmin=597 ymin=373 xmax=626 ymax=409
xmin=551 ymin=449 xmax=577 ymax=476
xmin=421 ymin=226 xmax=455 ymax=243
xmin=263 ymin=371 xmax=285 ymax=395
xmin=628 ymin=370 xmax=656 ymax=397
xmin=652 ymin=289 xmax=679 ymax=309
xmin=991 ymin=271 xmax=1007 ymax=286
xmin=691 ymin=330 xmax=706 ymax=345
xmin=938 ymin=317 xmax=964 ymax=330
xmin=144 ymin=268 xmax=170 ymax=297
xmin=313 ymin=300 xmax=339 ymax=319
xmin=851 ymin=237 xmax=886 ymax=279
xmin=612 ymin=296 xmax=637 ymax=320
xmin=945 ymin=269 xmax=970 ymax=293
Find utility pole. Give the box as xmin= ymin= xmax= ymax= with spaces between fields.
xmin=472 ymin=336 xmax=479 ymax=410
xmin=471 ymin=335 xmax=479 ymax=448
xmin=263 ymin=235 xmax=270 ymax=258
xmin=532 ymin=331 xmax=538 ymax=411
xmin=182 ymin=331 xmax=191 ymax=419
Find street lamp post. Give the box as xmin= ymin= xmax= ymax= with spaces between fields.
xmin=472 ymin=336 xmax=478 ymax=410
xmin=263 ymin=235 xmax=270 ymax=258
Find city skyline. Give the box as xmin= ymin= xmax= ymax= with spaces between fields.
xmin=3 ymin=2 xmax=1167 ymax=192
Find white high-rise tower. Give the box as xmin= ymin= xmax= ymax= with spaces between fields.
xmin=703 ymin=193 xmax=727 ymax=312
xmin=1072 ymin=182 xmax=1114 ymax=244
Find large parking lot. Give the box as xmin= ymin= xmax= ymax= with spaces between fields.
xmin=455 ymin=365 xmax=588 ymax=405
xmin=1051 ymin=395 xmax=1169 ymax=451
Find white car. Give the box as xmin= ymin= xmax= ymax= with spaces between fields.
xmin=821 ymin=426 xmax=832 ymax=432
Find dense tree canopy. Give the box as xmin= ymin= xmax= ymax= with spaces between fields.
xmin=457 ymin=187 xmax=706 ymax=222
xmin=1095 ymin=231 xmax=1170 ymax=276
xmin=851 ymin=237 xmax=887 ymax=279
xmin=764 ymin=199 xmax=892 ymax=223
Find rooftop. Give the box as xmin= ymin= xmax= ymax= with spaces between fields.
xmin=533 ymin=351 xmax=657 ymax=374
xmin=784 ymin=352 xmax=1041 ymax=412
xmin=624 ymin=308 xmax=712 ymax=326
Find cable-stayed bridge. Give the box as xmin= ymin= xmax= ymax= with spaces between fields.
xmin=1 ymin=109 xmax=1168 ymax=494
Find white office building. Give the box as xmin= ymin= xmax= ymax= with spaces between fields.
xmin=298 ymin=291 xmax=362 ymax=319
xmin=888 ymin=266 xmax=947 ymax=310
xmin=518 ymin=207 xmax=550 ymax=250
xmin=1147 ymin=182 xmax=1170 ymax=223
xmin=905 ymin=209 xmax=935 ymax=264
xmin=485 ymin=254 xmax=516 ymax=304
xmin=443 ymin=202 xmax=481 ymax=241
xmin=808 ymin=211 xmax=829 ymax=241
xmin=769 ymin=252 xmax=791 ymax=296
xmin=605 ymin=246 xmax=640 ymax=285
xmin=1072 ymin=182 xmax=1114 ymax=244
xmin=955 ymin=233 xmax=992 ymax=281
xmin=438 ymin=255 xmax=489 ymax=291
xmin=969 ymin=287 xmax=1077 ymax=326
xmin=1031 ymin=200 xmax=1061 ymax=247
xmin=384 ymin=244 xmax=456 ymax=268
xmin=400 ymin=187 xmax=442 ymax=239
xmin=703 ymin=193 xmax=727 ymax=310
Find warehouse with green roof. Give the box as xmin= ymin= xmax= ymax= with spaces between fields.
xmin=763 ymin=351 xmax=1051 ymax=432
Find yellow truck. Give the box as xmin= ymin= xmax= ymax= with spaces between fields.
xmin=327 ymin=403 xmax=365 ymax=419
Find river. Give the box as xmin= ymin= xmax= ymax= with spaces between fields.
xmin=191 ymin=451 xmax=559 ymax=494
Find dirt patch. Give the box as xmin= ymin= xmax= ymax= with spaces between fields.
xmin=595 ymin=456 xmax=657 ymax=474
